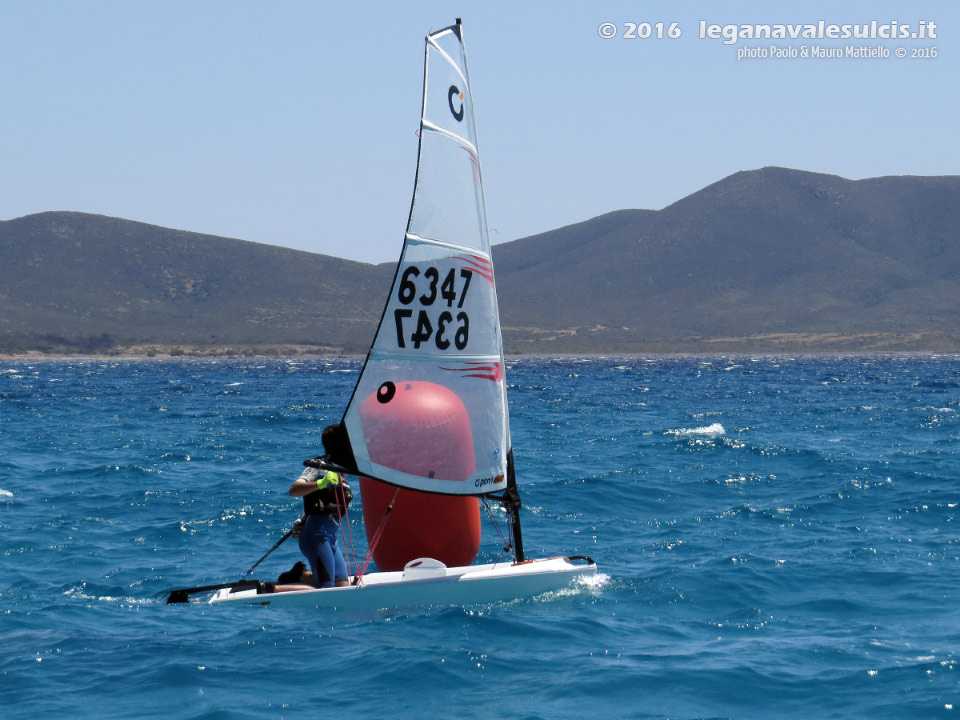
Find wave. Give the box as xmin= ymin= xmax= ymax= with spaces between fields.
xmin=3 ymin=355 xmax=959 ymax=720
xmin=665 ymin=422 xmax=726 ymax=438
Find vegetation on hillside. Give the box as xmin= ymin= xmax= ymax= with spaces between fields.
xmin=3 ymin=167 xmax=958 ymax=355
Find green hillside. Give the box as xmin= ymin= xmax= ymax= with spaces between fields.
xmin=493 ymin=167 xmax=960 ymax=352
xmin=0 ymin=212 xmax=392 ymax=354
xmin=2 ymin=167 xmax=959 ymax=355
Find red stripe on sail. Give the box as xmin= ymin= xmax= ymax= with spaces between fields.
xmin=439 ymin=362 xmax=503 ymax=382
xmin=457 ymin=255 xmax=494 ymax=284
xmin=460 ymin=146 xmax=481 ymax=179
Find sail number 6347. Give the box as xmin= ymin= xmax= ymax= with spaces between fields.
xmin=394 ymin=265 xmax=472 ymax=350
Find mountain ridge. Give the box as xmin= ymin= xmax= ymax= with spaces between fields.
xmin=3 ymin=167 xmax=959 ymax=355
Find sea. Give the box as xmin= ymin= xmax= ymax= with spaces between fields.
xmin=0 ymin=355 xmax=957 ymax=719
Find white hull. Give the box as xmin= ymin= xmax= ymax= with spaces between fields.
xmin=208 ymin=556 xmax=596 ymax=609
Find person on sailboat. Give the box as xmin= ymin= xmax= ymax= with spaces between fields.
xmin=287 ymin=423 xmax=353 ymax=589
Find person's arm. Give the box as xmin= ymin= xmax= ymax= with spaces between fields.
xmin=289 ymin=479 xmax=319 ymax=497
xmin=289 ymin=466 xmax=322 ymax=497
xmin=288 ymin=467 xmax=341 ymax=498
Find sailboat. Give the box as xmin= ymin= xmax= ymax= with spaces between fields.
xmin=186 ymin=19 xmax=597 ymax=609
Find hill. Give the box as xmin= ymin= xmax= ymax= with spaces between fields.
xmin=494 ymin=167 xmax=960 ymax=352
xmin=0 ymin=212 xmax=392 ymax=354
xmin=2 ymin=167 xmax=959 ymax=355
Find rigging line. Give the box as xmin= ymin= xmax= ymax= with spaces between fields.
xmin=482 ymin=497 xmax=511 ymax=560
xmin=355 ymin=488 xmax=401 ymax=583
xmin=336 ymin=479 xmax=359 ymax=579
xmin=343 ymin=507 xmax=359 ymax=580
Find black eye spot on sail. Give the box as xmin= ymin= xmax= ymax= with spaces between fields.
xmin=448 ymin=85 xmax=464 ymax=122
xmin=377 ymin=381 xmax=396 ymax=404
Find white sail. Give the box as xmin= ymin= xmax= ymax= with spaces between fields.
xmin=340 ymin=20 xmax=509 ymax=496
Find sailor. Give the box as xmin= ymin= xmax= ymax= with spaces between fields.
xmin=287 ymin=424 xmax=353 ymax=588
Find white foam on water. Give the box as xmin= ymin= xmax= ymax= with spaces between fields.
xmin=666 ymin=422 xmax=726 ymax=438
xmin=579 ymin=572 xmax=610 ymax=590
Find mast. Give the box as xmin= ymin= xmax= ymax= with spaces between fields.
xmin=461 ymin=16 xmax=523 ymax=563
xmin=502 ymin=450 xmax=525 ymax=562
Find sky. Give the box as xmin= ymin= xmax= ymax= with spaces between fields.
xmin=1 ymin=1 xmax=956 ymax=264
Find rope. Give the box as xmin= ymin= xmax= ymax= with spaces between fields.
xmin=482 ymin=497 xmax=512 ymax=563
xmin=335 ymin=477 xmax=359 ymax=578
xmin=355 ymin=488 xmax=400 ymax=583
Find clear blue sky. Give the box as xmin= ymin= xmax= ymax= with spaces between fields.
xmin=1 ymin=1 xmax=955 ymax=263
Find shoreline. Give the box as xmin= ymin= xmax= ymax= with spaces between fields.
xmin=4 ymin=332 xmax=958 ymax=361
xmin=3 ymin=349 xmax=958 ymax=362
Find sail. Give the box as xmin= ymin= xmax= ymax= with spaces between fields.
xmin=340 ymin=20 xmax=509 ymax=497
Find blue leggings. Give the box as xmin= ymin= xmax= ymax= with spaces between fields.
xmin=298 ymin=514 xmax=347 ymax=588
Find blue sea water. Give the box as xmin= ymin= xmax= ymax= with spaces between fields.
xmin=0 ymin=355 xmax=958 ymax=719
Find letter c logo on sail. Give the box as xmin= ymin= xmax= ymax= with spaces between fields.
xmin=448 ymin=85 xmax=464 ymax=122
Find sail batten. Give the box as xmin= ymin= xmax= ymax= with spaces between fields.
xmin=404 ymin=232 xmax=490 ymax=256
xmin=340 ymin=20 xmax=509 ymax=497
xmin=420 ymin=120 xmax=475 ymax=151
xmin=366 ymin=348 xmax=501 ymax=363
xmin=425 ymin=36 xmax=468 ymax=86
